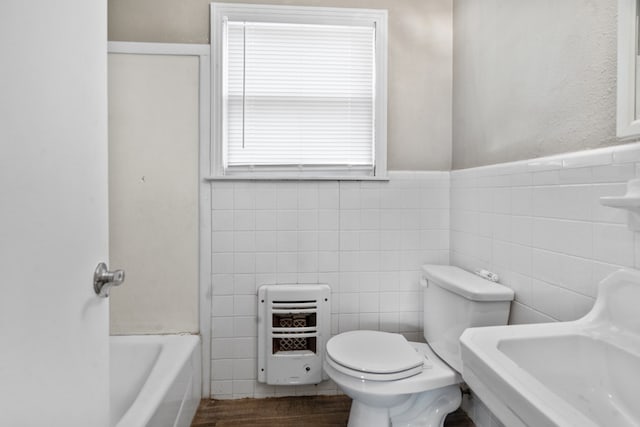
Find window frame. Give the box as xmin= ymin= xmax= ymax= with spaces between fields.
xmin=617 ymin=0 xmax=640 ymax=137
xmin=210 ymin=2 xmax=388 ymax=180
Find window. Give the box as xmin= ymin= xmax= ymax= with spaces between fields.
xmin=210 ymin=3 xmax=388 ymax=179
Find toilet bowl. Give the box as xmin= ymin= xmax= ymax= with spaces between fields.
xmin=323 ymin=265 xmax=514 ymax=427
xmin=324 ymin=331 xmax=461 ymax=427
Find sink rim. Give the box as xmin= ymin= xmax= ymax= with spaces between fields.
xmin=462 ymin=322 xmax=603 ymax=427
xmin=459 ymin=268 xmax=640 ymax=427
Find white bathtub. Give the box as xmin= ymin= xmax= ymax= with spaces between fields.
xmin=110 ymin=335 xmax=201 ymax=427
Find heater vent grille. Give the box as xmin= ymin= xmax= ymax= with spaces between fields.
xmin=272 ymin=303 xmax=318 ymax=354
xmin=258 ymin=284 xmax=331 ymax=385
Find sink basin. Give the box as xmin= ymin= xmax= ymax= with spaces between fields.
xmin=460 ymin=269 xmax=640 ymax=427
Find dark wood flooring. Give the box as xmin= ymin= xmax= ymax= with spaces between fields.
xmin=191 ymin=395 xmax=474 ymax=426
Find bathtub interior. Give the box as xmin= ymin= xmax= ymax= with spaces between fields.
xmin=110 ymin=341 xmax=162 ymax=424
xmin=110 ymin=335 xmax=201 ymax=427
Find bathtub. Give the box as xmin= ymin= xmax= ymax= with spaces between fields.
xmin=110 ymin=335 xmax=201 ymax=427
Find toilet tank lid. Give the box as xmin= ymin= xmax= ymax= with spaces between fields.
xmin=422 ymin=265 xmax=514 ymax=302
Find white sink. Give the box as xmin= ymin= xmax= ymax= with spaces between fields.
xmin=460 ymin=269 xmax=640 ymax=427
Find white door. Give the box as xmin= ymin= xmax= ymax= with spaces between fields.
xmin=0 ymin=1 xmax=109 ymax=426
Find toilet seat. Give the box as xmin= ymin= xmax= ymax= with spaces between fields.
xmin=324 ymin=341 xmax=460 ymax=396
xmin=326 ymin=331 xmax=429 ymax=381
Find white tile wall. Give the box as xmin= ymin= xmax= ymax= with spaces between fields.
xmin=209 ymin=171 xmax=450 ymax=398
xmin=451 ymin=143 xmax=640 ymax=324
xmin=207 ymin=141 xmax=640 ymax=404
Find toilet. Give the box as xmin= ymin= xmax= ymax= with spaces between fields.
xmin=323 ymin=265 xmax=514 ymax=427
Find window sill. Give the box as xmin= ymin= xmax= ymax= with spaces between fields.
xmin=203 ymin=175 xmax=389 ymax=182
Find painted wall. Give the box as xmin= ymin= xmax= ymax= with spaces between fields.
xmin=108 ymin=0 xmax=453 ymax=171
xmin=452 ymin=0 xmax=618 ymax=169
xmin=108 ymin=53 xmax=200 ymax=334
xmin=107 ymin=1 xmax=638 ymax=414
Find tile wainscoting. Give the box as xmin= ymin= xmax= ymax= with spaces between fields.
xmin=209 ymin=171 xmax=450 ymax=399
xmin=453 ymin=142 xmax=640 ymax=427
xmin=451 ymin=143 xmax=640 ymax=325
xmin=206 ymin=141 xmax=640 ymax=421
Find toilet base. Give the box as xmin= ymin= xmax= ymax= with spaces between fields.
xmin=348 ymin=402 xmax=392 ymax=427
xmin=391 ymin=384 xmax=461 ymax=427
xmin=345 ymin=384 xmax=461 ymax=427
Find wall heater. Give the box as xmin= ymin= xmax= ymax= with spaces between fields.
xmin=257 ymin=284 xmax=331 ymax=385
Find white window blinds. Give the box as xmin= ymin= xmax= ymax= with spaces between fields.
xmin=222 ymin=20 xmax=376 ymax=172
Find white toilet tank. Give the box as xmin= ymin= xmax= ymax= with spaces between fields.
xmin=422 ymin=265 xmax=514 ymax=373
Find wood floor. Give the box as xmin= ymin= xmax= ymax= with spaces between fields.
xmin=191 ymin=395 xmax=475 ymax=427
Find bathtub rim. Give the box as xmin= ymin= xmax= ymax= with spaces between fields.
xmin=111 ymin=334 xmax=200 ymax=427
